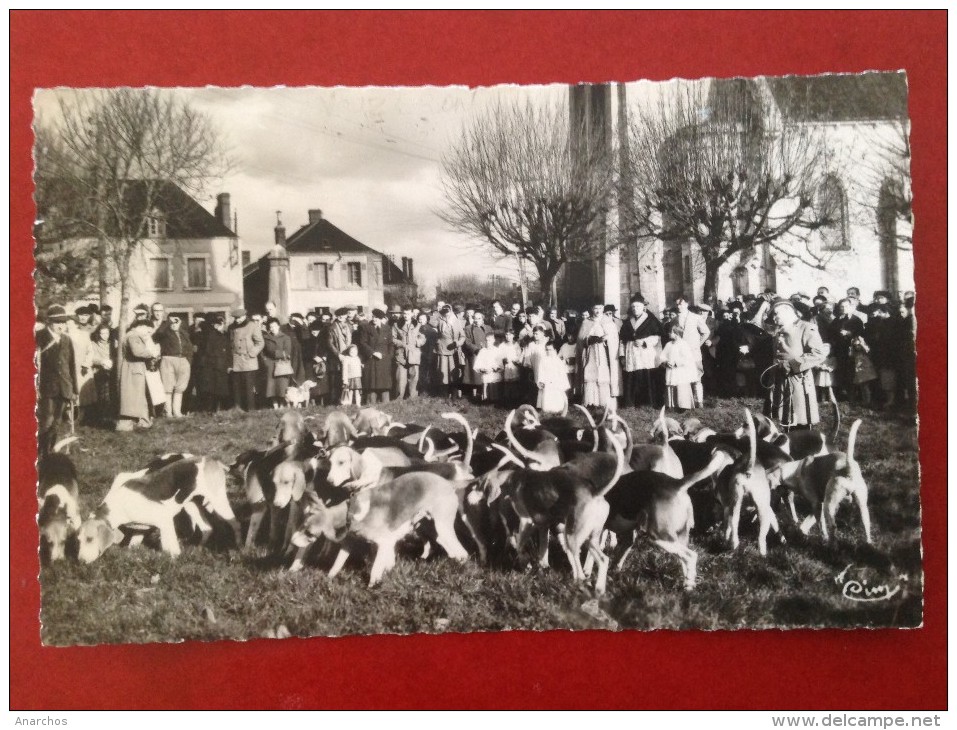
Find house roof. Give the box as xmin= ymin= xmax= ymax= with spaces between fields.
xmin=128 ymin=180 xmax=237 ymax=238
xmin=35 ymin=179 xmax=236 ymax=243
xmin=284 ymin=218 xmax=379 ymax=256
xmin=280 ymin=217 xmax=411 ymax=283
xmin=766 ymin=72 xmax=908 ymax=123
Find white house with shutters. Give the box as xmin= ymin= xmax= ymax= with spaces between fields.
xmin=36 ymin=183 xmax=245 ymax=324
xmin=242 ymin=208 xmax=416 ymax=318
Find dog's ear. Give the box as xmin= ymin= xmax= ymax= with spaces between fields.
xmin=291 ymin=466 xmax=307 ymax=502
xmin=349 ymin=449 xmax=363 ymax=481
xmin=358 ymin=450 xmax=383 ymax=485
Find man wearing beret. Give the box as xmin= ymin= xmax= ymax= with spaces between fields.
xmin=765 ymin=298 xmax=827 ymax=428
xmin=356 ymin=308 xmax=394 ymax=404
xmin=36 ymin=305 xmax=78 ymax=455
xmin=228 ymin=307 xmax=263 ymax=411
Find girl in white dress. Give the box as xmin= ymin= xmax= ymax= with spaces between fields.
xmin=472 ymin=331 xmax=504 ymax=403
xmin=538 ymin=340 xmax=570 ymax=414
xmin=658 ymin=323 xmax=696 ymax=410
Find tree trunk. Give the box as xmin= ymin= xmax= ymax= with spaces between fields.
xmin=536 ymin=267 xmax=559 ymax=309
xmin=703 ymin=261 xmax=721 ymax=308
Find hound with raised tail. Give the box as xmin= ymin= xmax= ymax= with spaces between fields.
xmin=768 ymin=419 xmax=871 ymax=543
xmin=714 ymin=409 xmax=783 ymax=557
xmin=602 ymin=461 xmax=721 ymax=590
xmin=483 ymin=434 xmax=625 ymax=595
xmin=742 ymin=405 xmax=840 ymax=460
xmin=289 ymin=471 xmax=469 ymax=586
xmin=630 ymin=407 xmax=683 ymax=479
xmin=77 ymin=456 xmax=241 ymax=562
xmin=38 ymin=436 xmax=81 ymax=562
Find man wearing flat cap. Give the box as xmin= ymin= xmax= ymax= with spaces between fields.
xmin=765 ymin=298 xmax=827 ymax=428
xmin=323 ymin=307 xmax=353 ymax=402
xmin=36 ymin=305 xmax=78 ymax=455
xmin=355 ymin=308 xmax=394 ymax=404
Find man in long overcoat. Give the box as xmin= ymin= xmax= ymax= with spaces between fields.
xmin=36 ymin=305 xmax=77 ymax=453
xmin=117 ymin=316 xmax=161 ymax=430
xmin=356 ymin=308 xmax=394 ymax=404
xmin=228 ymin=308 xmax=264 ymax=411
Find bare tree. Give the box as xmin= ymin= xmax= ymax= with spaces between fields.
xmin=625 ymin=80 xmax=836 ymax=304
xmin=34 ymin=88 xmax=229 ymax=341
xmin=853 ymin=115 xmax=913 ymax=249
xmin=439 ymin=100 xmax=615 ymax=308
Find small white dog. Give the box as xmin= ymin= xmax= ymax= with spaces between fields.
xmin=285 ymin=380 xmax=317 ymax=409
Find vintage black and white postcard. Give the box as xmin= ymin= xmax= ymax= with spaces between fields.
xmin=33 ymin=72 xmax=920 ymax=646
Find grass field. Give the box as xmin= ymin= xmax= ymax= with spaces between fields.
xmin=38 ymin=397 xmax=923 ymax=645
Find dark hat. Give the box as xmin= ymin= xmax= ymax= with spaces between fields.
xmin=873 ymin=290 xmax=892 ymax=300
xmin=100 ymin=304 xmax=112 ymax=313
xmin=453 ymin=304 xmax=466 ymax=314
xmin=74 ymin=304 xmax=90 ymax=316
xmin=371 ymin=308 xmax=386 ymax=319
xmin=230 ymin=307 xmax=247 ymax=318
xmin=210 ymin=314 xmax=225 ymax=325
xmin=728 ymin=301 xmax=744 ymax=312
xmin=87 ymin=303 xmax=100 ymax=315
xmin=45 ymin=304 xmax=69 ymax=323
xmin=440 ymin=305 xmax=453 ymax=315
xmin=130 ymin=315 xmax=151 ymax=328
xmin=603 ymin=304 xmax=617 ymax=313
xmin=334 ymin=307 xmax=349 ymax=316
xmin=386 ymin=304 xmax=403 ymax=314
xmin=629 ymin=293 xmax=647 ymax=305
xmin=133 ymin=303 xmax=149 ymax=314
xmin=289 ymin=311 xmax=304 ymax=321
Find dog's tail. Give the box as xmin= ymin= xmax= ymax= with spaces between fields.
xmin=846 ymin=419 xmax=861 ymax=468
xmin=744 ymin=408 xmax=757 ymax=473
xmin=442 ymin=412 xmax=474 ymax=467
xmin=504 ymin=409 xmax=547 ymax=467
xmin=596 ymin=433 xmax=625 ymax=498
xmin=418 ymin=425 xmax=431 ymax=455
xmin=51 ymin=436 xmax=79 ymax=454
xmin=828 ymin=396 xmax=842 ymax=447
xmin=657 ymin=406 xmax=669 ymax=445
xmin=609 ymin=413 xmax=634 ymax=466
xmin=573 ymin=404 xmax=599 ymax=452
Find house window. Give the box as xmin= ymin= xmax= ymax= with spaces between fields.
xmin=819 ymin=175 xmax=849 ymax=251
xmin=146 ymin=210 xmax=167 ymax=238
xmin=347 ymin=262 xmax=362 ymax=287
xmin=309 ymin=262 xmax=331 ymax=289
xmin=185 ymin=255 xmax=210 ymax=290
xmin=241 ymin=250 xmax=251 ymax=267
xmin=148 ymin=257 xmax=172 ymax=291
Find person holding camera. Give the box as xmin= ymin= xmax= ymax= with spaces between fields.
xmin=618 ymin=294 xmax=664 ymax=408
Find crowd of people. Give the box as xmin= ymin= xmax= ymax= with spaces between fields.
xmin=35 ymin=285 xmax=917 ymax=452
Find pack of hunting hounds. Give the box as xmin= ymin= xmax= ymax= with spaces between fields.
xmin=38 ymin=401 xmax=871 ymax=594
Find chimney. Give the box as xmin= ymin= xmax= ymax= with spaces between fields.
xmin=274 ymin=210 xmax=286 ymax=247
xmin=215 ymin=193 xmax=231 ymax=230
xmin=308 ymin=209 xmax=323 ymax=225
xmin=406 ymin=257 xmax=414 ymax=282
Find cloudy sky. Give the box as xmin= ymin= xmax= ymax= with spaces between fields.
xmin=34 ymin=81 xmax=687 ymax=295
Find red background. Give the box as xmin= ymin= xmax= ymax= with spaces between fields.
xmin=10 ymin=11 xmax=947 ymax=710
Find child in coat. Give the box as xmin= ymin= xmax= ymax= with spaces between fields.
xmin=472 ymin=331 xmax=504 ymax=403
xmin=340 ymin=344 xmax=363 ymax=406
xmin=850 ymin=335 xmax=877 ymax=405
xmin=498 ymin=329 xmax=523 ymax=408
xmin=558 ymin=331 xmax=578 ymax=399
xmin=659 ymin=325 xmax=696 ymax=410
